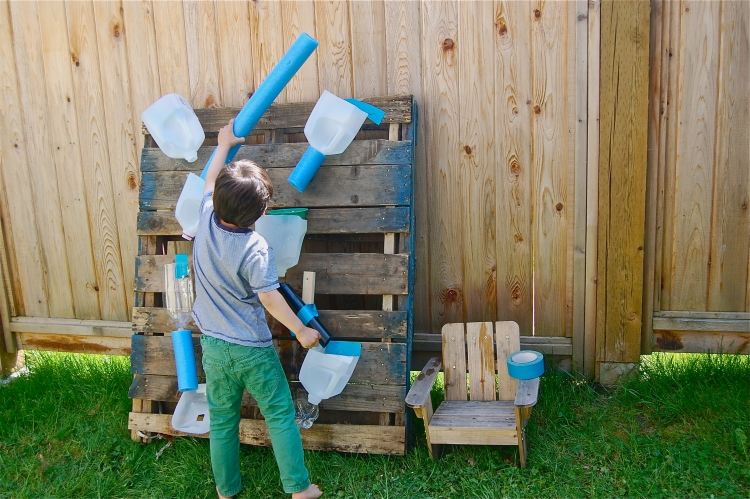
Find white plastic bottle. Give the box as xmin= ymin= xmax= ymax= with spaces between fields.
xmin=287 ymin=91 xmax=368 ymax=192
xmin=142 ymin=93 xmax=205 ymax=162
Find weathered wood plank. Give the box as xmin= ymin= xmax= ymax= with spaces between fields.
xmin=134 ymin=253 xmax=408 ymax=295
xmin=707 ymin=0 xmax=750 ymax=311
xmin=413 ymin=332 xmax=572 ymax=357
xmin=248 ymin=1 xmax=285 ymax=104
xmin=133 ymin=306 xmax=407 ymax=340
xmin=183 ymin=0 xmax=221 ymax=108
xmin=214 ymin=2 xmax=254 ymax=108
xmin=350 ymin=0 xmax=386 ymax=99
xmin=10 ymin=316 xmax=131 ymax=337
xmin=652 ymin=317 xmax=750 ymax=333
xmin=514 ymin=378 xmax=539 ymax=408
xmin=140 ymin=140 xmax=412 ymax=171
xmin=139 ymin=165 xmax=411 ymax=210
xmin=151 ymin=1 xmax=190 ymax=96
xmin=422 ymin=1 xmax=463 ymax=329
xmin=597 ymin=0 xmax=650 ymax=367
xmin=9 ymin=1 xmax=75 ymax=317
xmin=494 ymin=0 xmax=533 ymax=336
xmin=129 ymin=412 xmax=405 ymax=455
xmin=404 ymin=356 xmax=441 ymax=408
xmin=279 ymin=1 xmax=319 ymax=103
xmin=495 ymin=321 xmax=520 ymax=401
xmin=314 ymin=0 xmax=353 ymax=97
xmin=130 ymin=334 xmax=407 ymax=385
xmin=666 ymin=0 xmax=721 ymax=311
xmin=458 ymin=0 xmax=496 ymax=324
xmin=17 ymin=332 xmax=130 ymax=356
xmin=0 ymin=1 xmax=47 ymax=316
xmin=67 ymin=0 xmax=129 ymax=321
xmin=128 ymin=373 xmax=404 ymax=413
xmin=653 ymin=331 xmax=750 ymax=355
xmin=164 ymin=96 xmax=412 ymax=136
xmin=92 ymin=0 xmax=140 ymax=313
xmin=466 ymin=322 xmax=496 ymax=401
xmin=137 ymin=207 xmax=409 ymax=236
xmin=38 ymin=1 xmax=100 ymax=320
xmin=442 ymin=323 xmax=467 ymax=401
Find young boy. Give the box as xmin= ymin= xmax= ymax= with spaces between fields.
xmin=192 ymin=120 xmax=322 ymax=499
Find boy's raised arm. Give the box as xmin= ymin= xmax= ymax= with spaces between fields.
xmin=203 ymin=120 xmax=245 ymax=193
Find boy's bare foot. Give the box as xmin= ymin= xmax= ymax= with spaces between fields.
xmin=292 ymin=484 xmax=322 ymax=499
xmin=216 ymin=487 xmax=235 ymax=499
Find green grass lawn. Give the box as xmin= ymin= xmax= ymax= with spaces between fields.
xmin=1 ymin=352 xmax=748 ymax=498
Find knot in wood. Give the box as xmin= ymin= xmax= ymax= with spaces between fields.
xmin=442 ymin=38 xmax=455 ymax=51
xmin=534 ymin=8 xmax=542 ymax=19
xmin=463 ymin=144 xmax=473 ymax=155
xmin=555 ymin=202 xmax=564 ymax=212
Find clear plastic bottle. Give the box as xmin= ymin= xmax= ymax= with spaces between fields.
xmin=295 ymin=392 xmax=319 ymax=430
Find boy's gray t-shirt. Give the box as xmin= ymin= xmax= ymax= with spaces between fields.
xmin=192 ymin=191 xmax=279 ymax=347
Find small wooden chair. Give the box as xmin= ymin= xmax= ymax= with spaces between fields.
xmin=406 ymin=322 xmax=540 ymax=466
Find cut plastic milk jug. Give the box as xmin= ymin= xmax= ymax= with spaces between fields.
xmin=172 ymin=383 xmax=210 ymax=435
xmin=142 ymin=93 xmax=205 ymax=162
xmin=254 ymin=214 xmax=308 ymax=277
xmin=288 ymin=91 xmax=368 ymax=192
xmin=174 ymin=173 xmax=205 ymax=241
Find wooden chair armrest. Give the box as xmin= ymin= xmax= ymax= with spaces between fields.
xmin=514 ymin=377 xmax=540 ymax=408
xmin=405 ymin=357 xmax=441 ymax=409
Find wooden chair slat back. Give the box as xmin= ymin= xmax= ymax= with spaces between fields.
xmin=442 ymin=321 xmax=521 ymax=402
xmin=466 ymin=322 xmax=496 ymax=401
xmin=442 ymin=323 xmax=467 ymax=400
xmin=495 ymin=321 xmax=520 ymax=400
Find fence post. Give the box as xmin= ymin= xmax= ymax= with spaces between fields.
xmin=595 ymin=0 xmax=651 ymax=383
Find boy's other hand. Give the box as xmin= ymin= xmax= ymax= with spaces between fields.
xmin=217 ymin=119 xmax=245 ymax=149
xmin=295 ymin=326 xmax=320 ymax=349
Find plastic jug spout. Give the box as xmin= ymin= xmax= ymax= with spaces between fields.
xmin=288 ymin=146 xmax=325 ymax=192
xmin=307 ymin=394 xmax=322 ymax=406
xmin=185 ymin=152 xmax=198 ymax=162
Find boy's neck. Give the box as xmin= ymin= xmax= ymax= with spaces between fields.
xmin=219 ymin=217 xmax=240 ymax=229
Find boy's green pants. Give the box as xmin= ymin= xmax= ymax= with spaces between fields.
xmin=200 ymin=335 xmax=310 ymax=496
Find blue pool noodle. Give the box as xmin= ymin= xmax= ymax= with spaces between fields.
xmin=173 ymin=329 xmax=198 ymax=391
xmin=199 ymin=33 xmax=319 ymax=179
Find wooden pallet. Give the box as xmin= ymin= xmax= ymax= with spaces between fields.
xmin=128 ymin=95 xmax=416 ymax=455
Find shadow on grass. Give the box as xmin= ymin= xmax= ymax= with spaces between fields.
xmin=0 ymin=352 xmax=748 ymax=498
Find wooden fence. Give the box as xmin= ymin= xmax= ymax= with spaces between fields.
xmin=0 ymin=0 xmax=746 ymax=380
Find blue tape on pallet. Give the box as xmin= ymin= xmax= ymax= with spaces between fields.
xmin=506 ymin=350 xmax=544 ymax=380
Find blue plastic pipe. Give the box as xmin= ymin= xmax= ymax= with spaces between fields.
xmin=173 ymin=329 xmax=198 ymax=391
xmin=199 ymin=33 xmax=319 ymax=179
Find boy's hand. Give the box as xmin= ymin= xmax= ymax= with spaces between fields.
xmin=295 ymin=326 xmax=320 ymax=349
xmin=217 ymin=119 xmax=245 ymax=149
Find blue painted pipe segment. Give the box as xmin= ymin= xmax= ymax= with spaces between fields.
xmin=277 ymin=282 xmax=331 ymax=346
xmin=175 ymin=254 xmax=189 ymax=278
xmin=199 ymin=33 xmax=319 ymax=178
xmin=324 ymin=340 xmax=361 ymax=358
xmin=288 ymin=147 xmax=325 ymax=192
xmin=297 ymin=303 xmax=319 ymax=326
xmin=506 ymin=350 xmax=544 ymax=380
xmin=345 ymin=99 xmax=386 ymax=125
xmin=172 ymin=329 xmax=199 ymax=391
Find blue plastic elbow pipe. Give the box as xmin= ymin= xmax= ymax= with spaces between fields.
xmin=199 ymin=33 xmax=319 ymax=179
xmin=288 ymin=147 xmax=325 ymax=192
xmin=172 ymin=329 xmax=198 ymax=391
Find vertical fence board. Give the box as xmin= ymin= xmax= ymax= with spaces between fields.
xmin=458 ymin=0 xmax=496 ymax=323
xmin=66 ymin=0 xmax=128 ymax=321
xmin=422 ymin=1 xmax=463 ymax=329
xmin=9 ymin=1 xmax=74 ymax=318
xmin=151 ymin=1 xmax=190 ymax=97
xmin=0 ymin=1 xmax=47 ymax=317
xmin=314 ymin=1 xmax=353 ymax=97
xmin=92 ymin=0 xmax=140 ymax=315
xmin=707 ymin=1 xmax=750 ymax=311
xmin=183 ymin=0 xmax=221 ymax=108
xmin=281 ymin=1 xmax=320 ymax=103
xmin=214 ymin=2 xmax=255 ymax=108
xmin=531 ymin=1 xmax=574 ymax=337
xmin=249 ymin=1 xmax=285 ymax=104
xmin=350 ymin=0 xmax=387 ymax=99
xmin=494 ymin=1 xmax=533 ymax=336
xmin=597 ymin=0 xmax=650 ymax=372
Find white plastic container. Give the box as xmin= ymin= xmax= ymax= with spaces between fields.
xmin=142 ymin=93 xmax=205 ymax=162
xmin=172 ymin=384 xmax=210 ymax=434
xmin=174 ymin=173 xmax=206 ymax=240
xmin=254 ymin=214 xmax=308 ymax=277
xmin=287 ymin=91 xmax=368 ymax=192
xmin=299 ymin=346 xmax=359 ymax=406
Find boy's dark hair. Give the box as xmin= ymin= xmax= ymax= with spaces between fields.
xmin=213 ymin=160 xmax=273 ymax=227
